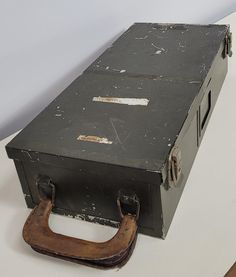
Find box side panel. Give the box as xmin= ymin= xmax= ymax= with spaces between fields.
xmin=161 ymin=113 xmax=198 ymax=236
xmin=198 ymin=51 xmax=229 ymax=144
xmin=161 ymin=47 xmax=228 ymax=236
xmin=17 ymin=159 xmax=163 ymax=238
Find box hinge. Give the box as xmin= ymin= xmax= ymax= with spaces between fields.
xmin=223 ymin=31 xmax=233 ymax=58
xmin=168 ymin=146 xmax=182 ymax=188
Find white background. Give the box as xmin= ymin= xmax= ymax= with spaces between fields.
xmin=0 ymin=0 xmax=236 ymax=140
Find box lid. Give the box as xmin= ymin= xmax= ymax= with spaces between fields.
xmin=6 ymin=23 xmax=229 ymax=172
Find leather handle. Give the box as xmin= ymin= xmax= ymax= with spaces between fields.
xmin=23 ymin=198 xmax=138 ymax=269
xmin=225 ymin=262 xmax=236 ymax=277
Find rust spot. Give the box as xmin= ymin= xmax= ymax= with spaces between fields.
xmin=77 ymin=135 xmax=113 ymax=144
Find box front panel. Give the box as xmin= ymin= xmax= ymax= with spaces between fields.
xmin=15 ymin=159 xmax=163 ymax=237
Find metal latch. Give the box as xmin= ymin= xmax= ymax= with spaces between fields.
xmin=168 ymin=146 xmax=182 ymax=188
xmin=223 ymin=31 xmax=233 ymax=58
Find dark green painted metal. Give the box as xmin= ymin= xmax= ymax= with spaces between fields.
xmin=6 ymin=23 xmax=231 ymax=238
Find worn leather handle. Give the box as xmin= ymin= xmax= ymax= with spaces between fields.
xmin=23 ymin=197 xmax=138 ymax=269
xmin=225 ymin=262 xmax=236 ymax=277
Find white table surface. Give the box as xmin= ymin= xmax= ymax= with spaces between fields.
xmin=1 ymin=13 xmax=236 ymax=277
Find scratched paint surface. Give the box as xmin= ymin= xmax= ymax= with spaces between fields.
xmin=86 ymin=23 xmax=228 ymax=82
xmin=6 ymin=23 xmax=228 ymax=171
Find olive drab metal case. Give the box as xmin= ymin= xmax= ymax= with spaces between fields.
xmin=6 ymin=23 xmax=232 ymax=238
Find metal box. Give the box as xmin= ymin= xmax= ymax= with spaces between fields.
xmin=6 ymin=23 xmax=232 ymax=238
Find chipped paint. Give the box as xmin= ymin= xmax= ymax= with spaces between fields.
xmin=151 ymin=42 xmax=164 ymax=50
xmin=74 ymin=213 xmax=119 ymax=227
xmin=135 ymin=35 xmax=148 ymax=40
xmin=188 ymin=80 xmax=201 ymax=84
xmin=92 ymin=96 xmax=149 ymax=106
xmin=155 ymin=50 xmax=162 ymax=54
xmin=77 ymin=135 xmax=113 ymax=144
xmin=200 ymin=63 xmax=207 ymax=73
xmin=21 ymin=150 xmax=32 ymax=160
xmin=151 ymin=42 xmax=166 ymax=54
